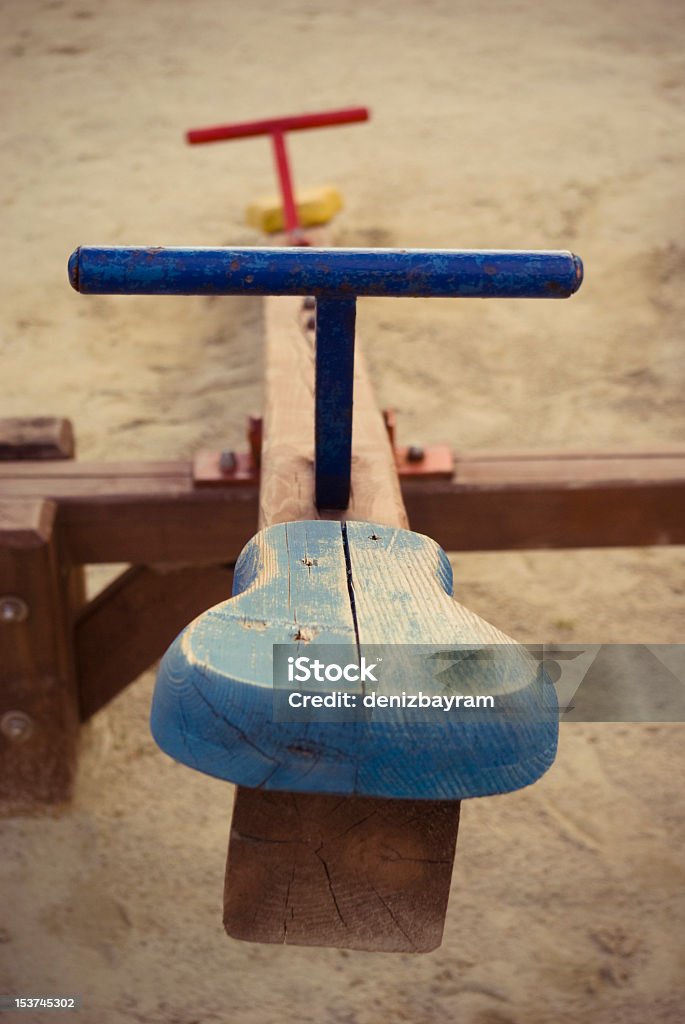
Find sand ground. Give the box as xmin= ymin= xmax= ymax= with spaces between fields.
xmin=1 ymin=1 xmax=684 ymax=1021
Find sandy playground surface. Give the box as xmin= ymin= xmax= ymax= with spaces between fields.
xmin=1 ymin=0 xmax=684 ymax=1021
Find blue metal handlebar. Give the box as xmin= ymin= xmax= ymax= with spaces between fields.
xmin=68 ymin=245 xmax=583 ymax=509
xmin=68 ymin=246 xmax=583 ymax=299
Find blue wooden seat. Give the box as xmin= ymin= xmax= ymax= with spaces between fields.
xmin=151 ymin=519 xmax=557 ymax=799
xmin=69 ymin=245 xmax=577 ymax=802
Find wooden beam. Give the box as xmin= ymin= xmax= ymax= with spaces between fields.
xmin=404 ymin=449 xmax=685 ymax=550
xmin=225 ymin=297 xmax=460 ymax=952
xmin=1 ymin=450 xmax=683 ymax=562
xmin=76 ymin=564 xmax=234 ymax=721
xmin=0 ymin=463 xmax=258 ymax=564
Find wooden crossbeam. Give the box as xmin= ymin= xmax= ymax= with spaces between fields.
xmin=403 ymin=449 xmax=685 ymax=551
xmin=0 ymin=464 xmax=259 ymax=564
xmin=1 ymin=451 xmax=683 ymax=563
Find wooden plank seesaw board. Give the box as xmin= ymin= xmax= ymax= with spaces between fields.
xmin=152 ymin=297 xmax=556 ymax=951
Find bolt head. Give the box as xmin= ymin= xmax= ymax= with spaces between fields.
xmin=1 ymin=711 xmax=34 ymax=742
xmin=406 ymin=445 xmax=425 ymax=464
xmin=219 ymin=450 xmax=237 ymax=474
xmin=0 ymin=596 xmax=28 ymax=623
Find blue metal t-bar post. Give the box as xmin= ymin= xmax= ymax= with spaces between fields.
xmin=69 ymin=245 xmax=583 ymax=508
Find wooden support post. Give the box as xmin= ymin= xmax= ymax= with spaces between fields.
xmin=0 ymin=499 xmax=80 ymax=810
xmin=0 ymin=418 xmax=85 ymax=811
xmin=224 ymin=297 xmax=462 ymax=951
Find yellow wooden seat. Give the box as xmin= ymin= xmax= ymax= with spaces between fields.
xmin=246 ymin=184 xmax=343 ymax=233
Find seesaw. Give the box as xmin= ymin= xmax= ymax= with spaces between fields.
xmin=186 ymin=105 xmax=369 ymax=242
xmin=68 ymin=244 xmax=582 ymax=953
xmin=1 ymin=110 xmax=684 ymax=954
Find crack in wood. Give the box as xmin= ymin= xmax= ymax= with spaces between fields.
xmin=314 ymin=843 xmax=347 ymax=929
xmin=283 ymin=865 xmax=296 ymax=942
xmin=383 ymin=845 xmax=451 ymax=866
xmin=234 ymin=832 xmax=304 ymax=846
xmin=371 ymin=885 xmax=414 ymax=948
xmin=331 ymin=811 xmax=377 ymax=842
xmin=188 ymin=679 xmax=280 ymax=774
xmin=340 ymin=521 xmax=362 ymax=691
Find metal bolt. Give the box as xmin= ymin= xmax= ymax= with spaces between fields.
xmin=219 ymin=450 xmax=237 ymax=474
xmin=406 ymin=445 xmax=425 ymax=463
xmin=0 ymin=596 xmax=28 ymax=623
xmin=1 ymin=711 xmax=35 ymax=742
xmin=306 ymin=315 xmax=316 ymax=331
xmin=303 ymin=296 xmax=316 ymax=310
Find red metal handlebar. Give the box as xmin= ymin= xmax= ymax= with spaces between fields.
xmin=186 ymin=106 xmax=369 ymax=145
